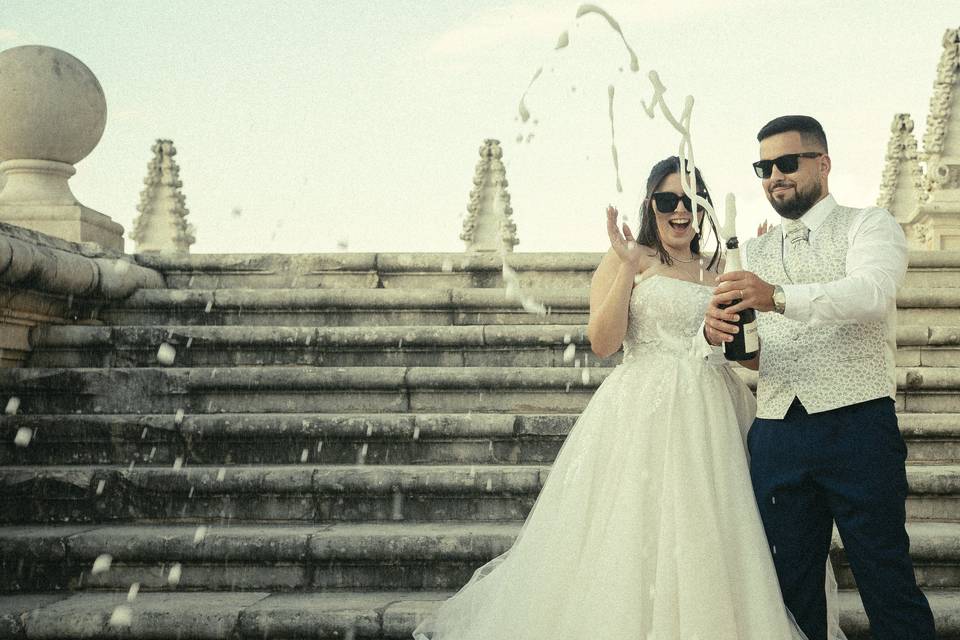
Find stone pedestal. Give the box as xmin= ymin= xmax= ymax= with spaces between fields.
xmin=0 ymin=45 xmax=124 ymax=251
xmin=0 ymin=159 xmax=124 ymax=250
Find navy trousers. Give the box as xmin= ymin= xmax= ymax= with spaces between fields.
xmin=747 ymin=397 xmax=935 ymax=640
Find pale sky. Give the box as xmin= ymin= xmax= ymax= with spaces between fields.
xmin=1 ymin=1 xmax=957 ymax=254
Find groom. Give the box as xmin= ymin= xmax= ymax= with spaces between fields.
xmin=703 ymin=115 xmax=935 ymax=639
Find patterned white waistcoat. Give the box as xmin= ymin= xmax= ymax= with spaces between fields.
xmin=746 ymin=205 xmax=895 ymax=419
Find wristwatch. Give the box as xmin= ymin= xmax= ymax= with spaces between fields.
xmin=772 ymin=285 xmax=786 ymax=314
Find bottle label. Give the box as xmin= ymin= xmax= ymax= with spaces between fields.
xmin=742 ymin=318 xmax=759 ymax=353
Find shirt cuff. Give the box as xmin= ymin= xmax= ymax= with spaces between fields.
xmin=692 ymin=320 xmax=725 ymax=363
xmin=781 ymin=283 xmax=812 ymax=322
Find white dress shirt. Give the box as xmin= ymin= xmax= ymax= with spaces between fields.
xmin=750 ymin=193 xmax=908 ymax=326
xmin=694 ymin=193 xmax=907 ymax=368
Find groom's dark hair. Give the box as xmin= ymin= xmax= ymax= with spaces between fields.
xmin=757 ymin=115 xmax=829 ymax=153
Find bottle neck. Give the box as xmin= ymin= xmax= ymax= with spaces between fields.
xmin=724 ymin=237 xmax=741 ymax=274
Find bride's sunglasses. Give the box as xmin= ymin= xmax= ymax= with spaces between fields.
xmin=651 ymin=191 xmax=709 ymax=213
xmin=752 ymin=152 xmax=823 ymax=179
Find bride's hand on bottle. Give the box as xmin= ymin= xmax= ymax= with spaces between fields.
xmin=606 ymin=206 xmax=644 ymax=272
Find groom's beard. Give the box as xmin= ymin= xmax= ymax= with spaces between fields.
xmin=766 ymin=180 xmax=823 ymax=220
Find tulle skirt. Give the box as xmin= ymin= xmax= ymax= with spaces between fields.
xmin=413 ymin=354 xmax=843 ymax=639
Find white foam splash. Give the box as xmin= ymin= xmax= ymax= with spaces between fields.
xmin=5 ymin=397 xmax=20 ymax=415
xmin=563 ymin=343 xmax=577 ymax=363
xmin=517 ymin=67 xmax=543 ymax=123
xmin=607 ymin=84 xmax=623 ymax=193
xmin=575 ymin=4 xmax=640 ymax=72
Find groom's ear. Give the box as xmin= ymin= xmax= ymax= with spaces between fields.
xmin=820 ymin=154 xmax=831 ymax=178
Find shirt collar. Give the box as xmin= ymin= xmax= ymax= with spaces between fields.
xmin=779 ymin=193 xmax=836 ymax=237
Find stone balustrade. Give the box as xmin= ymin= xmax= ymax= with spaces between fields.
xmin=0 ymin=222 xmax=163 ymax=367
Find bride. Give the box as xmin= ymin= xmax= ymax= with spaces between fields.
xmin=413 ymin=156 xmax=843 ymax=639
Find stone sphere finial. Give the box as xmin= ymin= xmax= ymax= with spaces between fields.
xmin=0 ymin=45 xmax=107 ymax=164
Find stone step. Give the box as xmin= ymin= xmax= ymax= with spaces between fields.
xmin=1 ymin=464 xmax=957 ymax=524
xmin=899 ymin=287 xmax=960 ymax=326
xmin=96 ymin=286 xmax=960 ymax=327
xmin=3 ymin=412 xmax=960 ymax=466
xmin=133 ymin=251 xmax=960 ymax=290
xmin=100 ymin=288 xmax=591 ymax=327
xmin=27 ymin=324 xmax=609 ymax=369
xmin=135 ymin=252 xmax=602 ymax=290
xmin=905 ymin=250 xmax=960 ymax=289
xmin=27 ymin=324 xmax=960 ymax=369
xmin=0 ymin=522 xmax=957 ymax=594
xmin=3 ymin=589 xmax=956 ymax=639
xmin=4 ymin=365 xmax=960 ymax=414
xmin=0 ymin=366 xmax=603 ymax=414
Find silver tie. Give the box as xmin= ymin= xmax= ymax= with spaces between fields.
xmin=782 ymin=219 xmax=810 ymax=282
xmin=784 ymin=219 xmax=810 ymax=247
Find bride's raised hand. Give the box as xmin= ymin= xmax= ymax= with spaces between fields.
xmin=606 ymin=205 xmax=644 ymax=270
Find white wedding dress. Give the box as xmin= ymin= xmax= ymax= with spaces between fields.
xmin=413 ymin=274 xmax=843 ymax=640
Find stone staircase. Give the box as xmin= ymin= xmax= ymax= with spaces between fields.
xmin=1 ymin=251 xmax=959 ymax=639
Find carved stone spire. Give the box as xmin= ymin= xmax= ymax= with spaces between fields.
xmin=912 ymin=27 xmax=960 ymax=250
xmin=922 ymin=27 xmax=960 ymax=164
xmin=877 ymin=114 xmax=926 ymax=223
xmin=131 ymin=140 xmax=195 ymax=254
xmin=461 ymin=139 xmax=519 ymax=253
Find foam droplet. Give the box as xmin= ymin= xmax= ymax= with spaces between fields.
xmin=563 ymin=343 xmax=577 ymax=364
xmin=157 ymin=343 xmax=176 ymax=366
xmin=173 ymin=456 xmax=184 ymax=471
xmin=96 ymin=479 xmax=106 ymax=495
xmin=300 ymin=449 xmax=309 ymax=463
xmin=581 ymin=369 xmax=591 ymax=385
xmin=193 ymin=525 xmax=208 ymax=544
xmin=13 ymin=427 xmax=32 ymax=447
xmin=216 ymin=468 xmax=226 ymax=482
xmin=555 ymin=31 xmax=569 ymax=49
xmin=127 ymin=582 xmax=140 ymax=601
xmin=92 ymin=554 xmax=113 ymax=575
xmin=5 ymin=397 xmax=20 ymax=415
xmin=204 ymin=300 xmax=214 ymax=313
xmin=168 ymin=562 xmax=182 ymax=586
xmin=109 ymin=605 xmax=132 ymax=627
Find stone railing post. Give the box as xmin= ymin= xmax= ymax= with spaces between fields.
xmin=0 ymin=45 xmax=125 ymax=251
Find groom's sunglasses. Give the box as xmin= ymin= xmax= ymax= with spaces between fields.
xmin=752 ymin=152 xmax=823 ymax=179
xmin=651 ymin=191 xmax=709 ymax=213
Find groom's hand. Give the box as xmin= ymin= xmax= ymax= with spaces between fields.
xmin=714 ymin=270 xmax=775 ymax=314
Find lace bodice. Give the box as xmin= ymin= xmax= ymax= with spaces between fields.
xmin=622 ymin=274 xmax=713 ymax=363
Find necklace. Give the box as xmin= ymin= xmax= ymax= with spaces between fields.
xmin=667 ymin=252 xmax=698 ymax=263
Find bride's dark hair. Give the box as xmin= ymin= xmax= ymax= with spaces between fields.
xmin=636 ymin=156 xmax=720 ymax=271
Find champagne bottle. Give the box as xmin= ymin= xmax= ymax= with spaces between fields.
xmin=721 ymin=235 xmax=759 ymax=361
